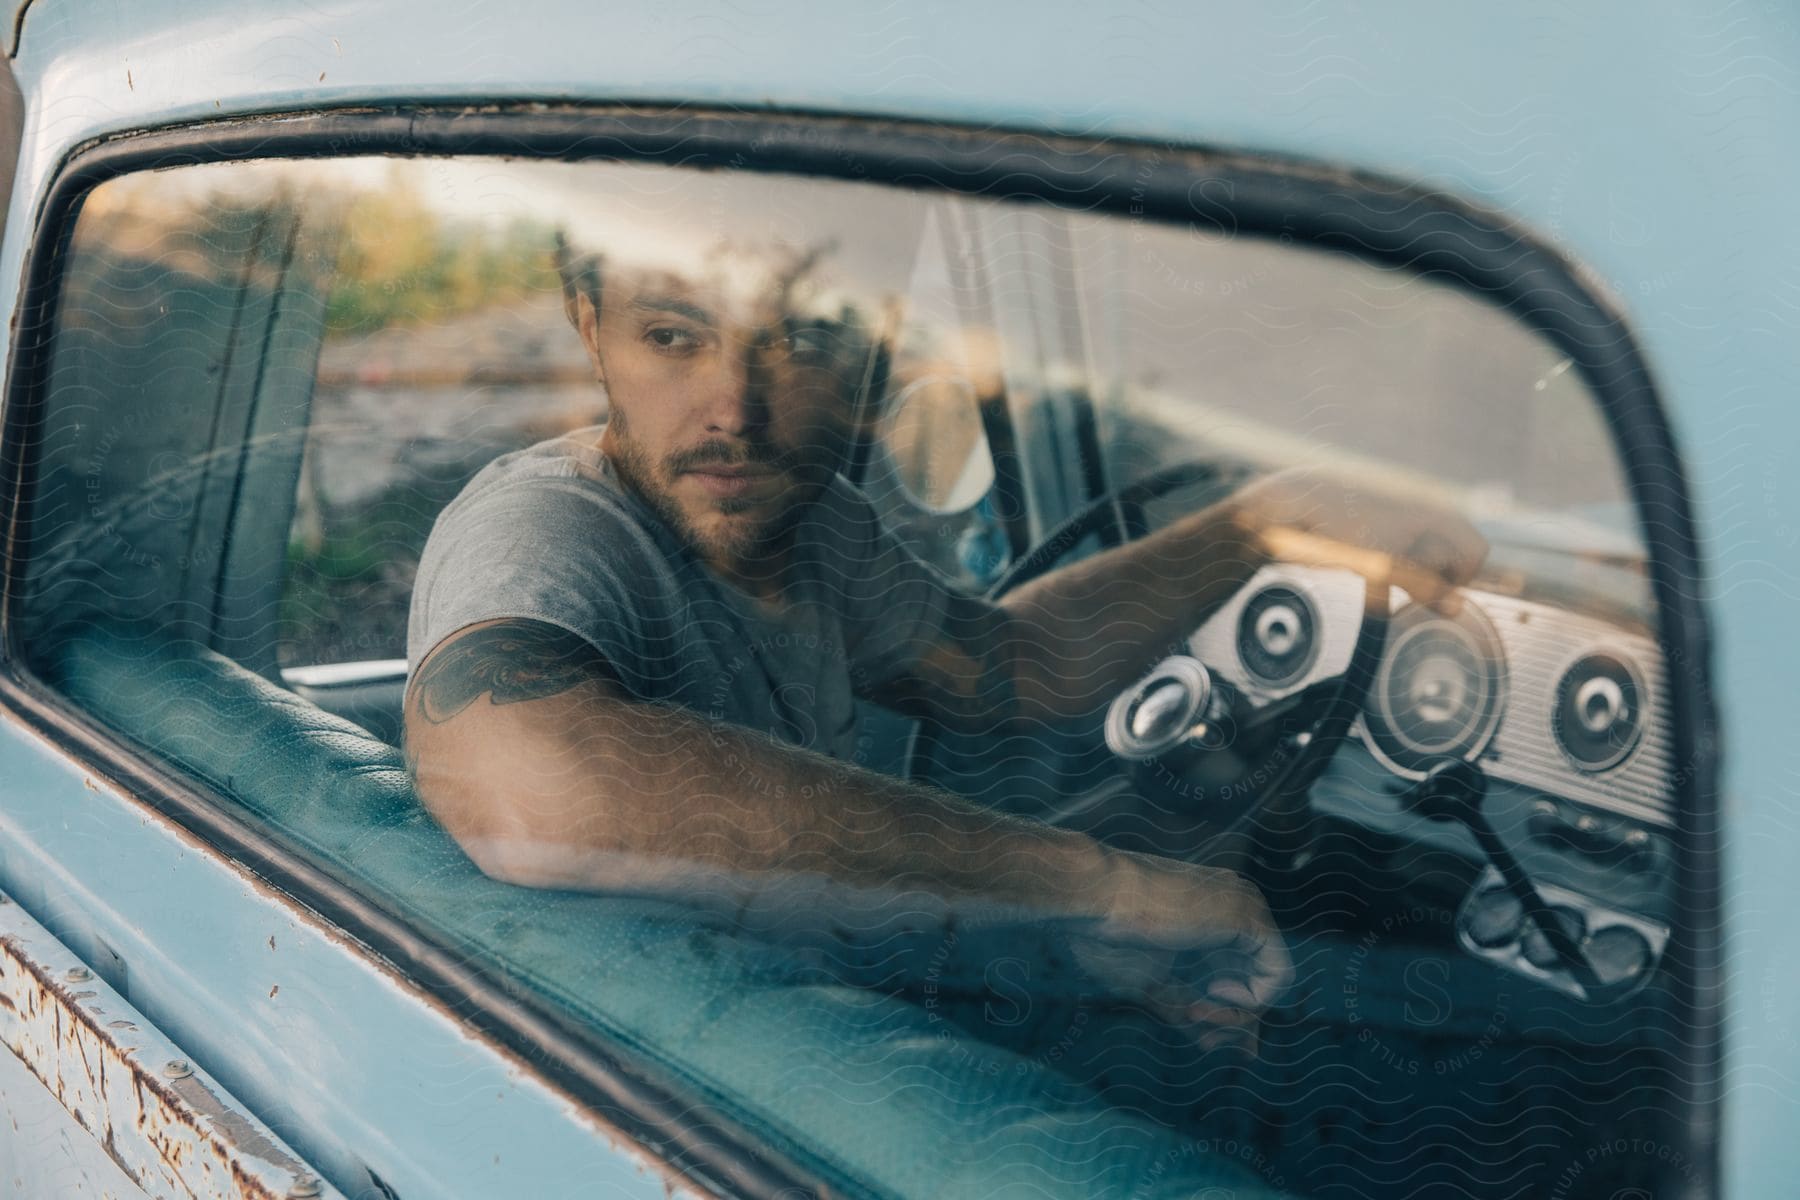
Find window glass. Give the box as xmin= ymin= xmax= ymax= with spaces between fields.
xmin=20 ymin=150 xmax=1686 ymax=1200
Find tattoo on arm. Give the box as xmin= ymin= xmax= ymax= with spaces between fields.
xmin=409 ymin=620 xmax=615 ymax=725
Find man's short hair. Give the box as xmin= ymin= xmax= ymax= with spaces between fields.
xmin=553 ymin=231 xmax=602 ymax=329
xmin=550 ymin=228 xmax=895 ymax=432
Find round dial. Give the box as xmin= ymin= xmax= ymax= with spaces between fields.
xmin=1236 ymin=583 xmax=1321 ymax=688
xmin=1362 ymin=603 xmax=1507 ymax=774
xmin=1585 ymin=924 xmax=1654 ymax=987
xmin=1552 ymin=651 xmax=1646 ymax=773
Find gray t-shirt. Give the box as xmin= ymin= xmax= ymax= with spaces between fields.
xmin=407 ymin=426 xmax=1002 ymax=760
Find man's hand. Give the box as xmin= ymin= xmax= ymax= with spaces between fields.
xmin=1074 ymin=848 xmax=1293 ymax=1052
xmin=957 ymin=463 xmax=1486 ymax=729
xmin=1225 ymin=466 xmax=1490 ymax=615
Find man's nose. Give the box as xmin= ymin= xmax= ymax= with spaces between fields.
xmin=698 ymin=331 xmax=769 ymax=437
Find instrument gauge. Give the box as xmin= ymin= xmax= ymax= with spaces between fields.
xmin=1362 ymin=602 xmax=1508 ymax=775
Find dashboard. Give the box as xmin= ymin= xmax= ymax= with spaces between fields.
xmin=1189 ymin=564 xmax=1676 ymax=829
xmin=1184 ymin=563 xmax=1677 ymax=1000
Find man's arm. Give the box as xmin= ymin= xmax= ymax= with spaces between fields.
xmin=996 ymin=501 xmax=1266 ymax=719
xmin=883 ymin=467 xmax=1491 ymax=727
xmin=404 ymin=617 xmax=1289 ymax=1012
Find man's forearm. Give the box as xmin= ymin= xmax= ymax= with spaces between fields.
xmin=410 ymin=676 xmax=1121 ymax=920
xmin=404 ymin=618 xmax=1290 ymax=1016
xmin=997 ymin=500 xmax=1266 ymax=718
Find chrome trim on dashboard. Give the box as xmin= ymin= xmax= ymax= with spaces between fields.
xmin=1191 ymin=565 xmax=1366 ymax=704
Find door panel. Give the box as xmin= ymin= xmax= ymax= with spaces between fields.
xmin=0 ymin=712 xmax=694 ymax=1200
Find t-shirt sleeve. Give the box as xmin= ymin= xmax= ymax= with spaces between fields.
xmin=406 ymin=472 xmax=671 ymax=702
xmin=815 ymin=479 xmax=1009 ymax=694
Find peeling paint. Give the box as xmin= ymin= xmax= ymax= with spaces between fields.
xmin=22 ymin=727 xmax=715 ymax=1200
xmin=0 ymin=900 xmax=341 ymax=1199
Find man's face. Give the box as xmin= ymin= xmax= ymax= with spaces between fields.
xmin=572 ymin=262 xmax=869 ymax=575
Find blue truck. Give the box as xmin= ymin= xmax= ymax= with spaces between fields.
xmin=0 ymin=4 xmax=1791 ymax=1198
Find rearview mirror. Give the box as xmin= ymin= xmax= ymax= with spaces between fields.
xmin=880 ymin=374 xmax=995 ymax=514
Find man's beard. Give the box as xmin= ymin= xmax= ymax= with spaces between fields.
xmin=604 ymin=411 xmax=814 ymax=566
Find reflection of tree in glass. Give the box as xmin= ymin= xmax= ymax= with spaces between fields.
xmin=70 ymin=175 xmax=561 ymax=340
xmin=324 ymin=178 xmax=559 ymax=336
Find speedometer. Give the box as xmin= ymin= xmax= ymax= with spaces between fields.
xmin=1361 ymin=602 xmax=1508 ymax=775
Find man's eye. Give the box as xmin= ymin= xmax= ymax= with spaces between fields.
xmin=644 ymin=326 xmax=699 ymax=353
xmin=782 ymin=327 xmax=838 ymax=361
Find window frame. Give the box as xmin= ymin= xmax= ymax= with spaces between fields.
xmin=0 ymin=104 xmax=1723 ymax=1199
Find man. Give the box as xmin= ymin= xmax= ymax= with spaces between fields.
xmin=403 ymin=229 xmax=1486 ymax=1055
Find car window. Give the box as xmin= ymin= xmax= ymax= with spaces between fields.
xmin=15 ymin=147 xmax=1688 ymax=1200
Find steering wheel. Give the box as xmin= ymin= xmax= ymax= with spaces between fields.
xmin=910 ymin=460 xmax=1389 ymax=870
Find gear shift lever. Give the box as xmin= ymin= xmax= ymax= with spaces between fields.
xmin=1402 ymin=758 xmax=1602 ymax=994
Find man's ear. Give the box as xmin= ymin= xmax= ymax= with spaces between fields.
xmin=571 ymin=290 xmax=607 ymax=384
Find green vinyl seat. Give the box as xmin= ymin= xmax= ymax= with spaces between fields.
xmin=48 ymin=629 xmax=1283 ymax=1200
